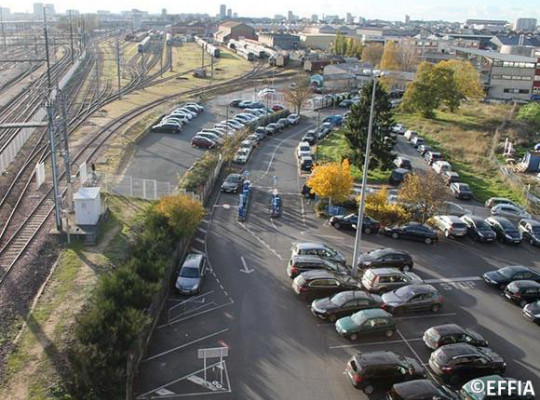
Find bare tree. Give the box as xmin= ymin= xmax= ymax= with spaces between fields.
xmin=361 ymin=43 xmax=384 ymax=68
xmin=283 ymin=76 xmax=313 ymax=114
xmin=398 ymin=170 xmax=447 ymax=222
xmin=397 ymin=39 xmax=419 ymax=72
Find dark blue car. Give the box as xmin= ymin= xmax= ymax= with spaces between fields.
xmin=323 ymin=115 xmax=344 ymax=126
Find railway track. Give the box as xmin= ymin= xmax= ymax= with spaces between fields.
xmin=0 ymin=61 xmax=273 ymax=289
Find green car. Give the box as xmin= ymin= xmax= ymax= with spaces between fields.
xmin=335 ymin=308 xmax=396 ymax=340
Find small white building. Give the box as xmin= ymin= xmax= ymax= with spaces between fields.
xmin=74 ymin=187 xmax=102 ymax=226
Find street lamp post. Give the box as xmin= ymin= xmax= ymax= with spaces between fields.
xmin=351 ymin=77 xmax=378 ymax=277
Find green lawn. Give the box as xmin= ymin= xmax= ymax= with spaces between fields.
xmin=394 ymin=103 xmax=525 ymax=204
xmin=316 ymin=130 xmax=390 ymax=184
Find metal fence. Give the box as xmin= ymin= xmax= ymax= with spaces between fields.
xmin=100 ymin=174 xmax=175 ymax=200
xmin=0 ymin=51 xmax=87 ymax=174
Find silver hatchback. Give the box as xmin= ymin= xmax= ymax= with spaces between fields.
xmin=175 ymin=254 xmax=206 ymax=295
xmin=362 ymin=268 xmax=423 ymax=294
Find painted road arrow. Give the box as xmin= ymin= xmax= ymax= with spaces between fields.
xmin=240 ymin=256 xmax=254 ymax=274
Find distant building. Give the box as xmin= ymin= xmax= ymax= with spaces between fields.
xmin=171 ymin=21 xmax=210 ymax=35
xmin=465 ymin=19 xmax=507 ymax=26
xmin=33 ymin=3 xmax=43 ymax=16
xmin=405 ymin=14 xmax=410 ymax=24
xmin=311 ymin=14 xmax=318 ymax=23
xmin=454 ymin=47 xmax=538 ymax=101
xmin=233 ymin=12 xmax=238 ymax=18
xmin=44 ymin=3 xmax=55 ymax=16
xmin=275 ymin=14 xmax=286 ymax=21
xmin=258 ymin=33 xmax=300 ymax=50
xmin=132 ymin=10 xmax=144 ymax=30
xmin=0 ymin=7 xmax=10 ymax=19
xmin=346 ymin=13 xmax=353 ymax=24
xmin=219 ymin=4 xmax=226 ymax=19
xmin=490 ymin=35 xmax=540 ymax=56
xmin=66 ymin=9 xmax=79 ymax=17
xmin=215 ymin=21 xmax=256 ymax=43
xmin=514 ymin=18 xmax=537 ymax=32
xmin=162 ymin=8 xmax=167 ymax=15
xmin=227 ymin=9 xmax=232 ymax=18
xmin=288 ymin=11 xmax=294 ymax=22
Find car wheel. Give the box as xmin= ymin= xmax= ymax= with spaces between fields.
xmin=328 ymin=314 xmax=337 ymax=322
xmin=431 ymin=304 xmax=441 ymax=313
xmin=333 ymin=222 xmax=341 ymax=229
xmin=444 ymin=230 xmax=451 ymax=238
xmin=519 ymin=300 xmax=528 ymax=308
xmin=402 ymin=264 xmax=411 ymax=272
xmin=530 ymin=238 xmax=535 ymax=246
xmin=391 ymin=232 xmax=399 ymax=239
xmin=363 ymin=384 xmax=374 ymax=395
xmin=425 ymin=237 xmax=433 ymax=245
xmin=385 ymin=329 xmax=394 ymax=338
xmin=349 ymin=333 xmax=358 ymax=341
xmin=364 ymin=227 xmax=372 ymax=234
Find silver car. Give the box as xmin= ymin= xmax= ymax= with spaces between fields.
xmin=291 ymin=242 xmax=346 ymax=264
xmin=362 ymin=268 xmax=423 ymax=294
xmin=490 ymin=204 xmax=531 ymax=222
xmin=432 ymin=215 xmax=469 ymax=238
xmin=175 ymin=254 xmax=206 ymax=295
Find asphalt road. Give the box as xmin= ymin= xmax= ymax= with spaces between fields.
xmin=134 ymin=117 xmax=539 ymax=400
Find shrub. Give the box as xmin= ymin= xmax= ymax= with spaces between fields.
xmin=155 ymin=194 xmax=205 ymax=237
xmin=365 ymin=187 xmax=410 ymax=226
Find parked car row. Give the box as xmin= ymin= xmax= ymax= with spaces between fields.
xmin=483 ymin=265 xmax=540 ymax=312
xmin=151 ymin=102 xmax=204 ymax=133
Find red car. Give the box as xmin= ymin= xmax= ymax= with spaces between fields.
xmin=271 ymin=104 xmax=285 ymax=112
xmin=191 ymin=136 xmax=216 ymax=149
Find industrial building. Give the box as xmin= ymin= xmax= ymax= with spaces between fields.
xmin=257 ymin=33 xmax=300 ymax=50
xmin=214 ymin=21 xmax=256 ymax=43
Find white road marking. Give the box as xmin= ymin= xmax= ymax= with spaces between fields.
xmin=397 ymin=329 xmax=425 ymax=364
xmin=189 ymin=248 xmax=204 ymax=254
xmin=197 ymin=227 xmax=207 ymax=234
xmin=169 ymin=292 xmax=214 ymax=311
xmin=155 ymin=388 xmax=175 ymax=395
xmin=329 ymin=337 xmax=423 ymax=349
xmin=143 ymin=328 xmax=229 ymax=362
xmin=395 ymin=313 xmax=457 ymax=320
xmin=194 ymin=237 xmax=205 ymax=244
xmin=157 ymin=303 xmax=233 ymax=329
xmin=240 ymin=256 xmax=255 ymax=274
xmin=424 ymin=276 xmax=482 ymax=284
xmin=237 ymin=221 xmax=283 ymax=260
xmin=270 ymin=218 xmax=278 ymax=230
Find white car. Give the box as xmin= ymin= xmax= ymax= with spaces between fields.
xmin=195 ymin=132 xmax=223 ymax=144
xmin=201 ymin=128 xmax=226 ymax=137
xmin=215 ymin=123 xmax=238 ymax=132
xmin=258 ymin=88 xmax=276 ymax=97
xmin=240 ymin=139 xmax=253 ymax=151
xmin=171 ymin=110 xmax=193 ymax=120
xmin=163 ymin=116 xmax=188 ymax=125
xmin=296 ymin=141 xmax=312 ymax=158
xmin=432 ymin=160 xmax=452 ymax=174
xmin=490 ymin=204 xmax=531 ymax=220
xmin=223 ymin=120 xmax=245 ymax=129
xmin=234 ymin=148 xmax=251 ymax=164
xmin=185 ymin=102 xmax=204 ymax=112
xmin=404 ymin=130 xmax=418 ymax=141
xmin=288 ymin=114 xmax=300 ymax=125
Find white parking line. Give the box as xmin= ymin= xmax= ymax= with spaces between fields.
xmin=397 ymin=329 xmax=424 ymax=364
xmin=157 ymin=302 xmax=234 ymax=329
xmin=424 ymin=277 xmax=482 ymax=284
xmin=194 ymin=237 xmax=205 ymax=244
xmin=189 ymin=248 xmax=204 ymax=254
xmin=169 ymin=291 xmax=215 ymax=311
xmin=197 ymin=227 xmax=207 ymax=234
xmin=142 ymin=328 xmax=229 ymax=362
xmin=395 ymin=312 xmax=457 ymax=320
xmin=329 ymin=337 xmax=423 ymax=349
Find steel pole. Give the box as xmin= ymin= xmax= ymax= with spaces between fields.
xmin=116 ymin=33 xmax=122 ymax=99
xmin=351 ymin=77 xmax=378 ymax=277
xmin=43 ymin=7 xmax=52 ymax=93
xmin=68 ymin=11 xmax=74 ymax=63
xmin=46 ymin=102 xmax=63 ymax=231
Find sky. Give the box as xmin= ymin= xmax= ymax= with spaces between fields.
xmin=1 ymin=0 xmax=538 ymax=22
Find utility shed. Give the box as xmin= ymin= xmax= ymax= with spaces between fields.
xmin=74 ymin=187 xmax=102 ymax=226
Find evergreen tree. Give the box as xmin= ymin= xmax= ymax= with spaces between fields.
xmin=344 ymin=80 xmax=394 ymax=170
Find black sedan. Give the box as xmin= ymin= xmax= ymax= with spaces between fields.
xmin=383 ymin=222 xmax=438 ymax=245
xmin=329 ymin=214 xmax=380 ymax=233
xmin=220 ymin=173 xmax=244 ymax=193
xmin=389 ymin=380 xmax=458 ymax=400
xmin=310 ymin=290 xmax=383 ymax=322
xmin=485 ymin=216 xmax=522 ymax=244
xmin=292 ymin=270 xmax=362 ymax=301
xmin=482 ymin=265 xmax=540 ymax=290
xmin=460 ymin=215 xmax=496 ymax=243
xmin=423 ymin=324 xmax=488 ymax=350
xmin=357 ymin=248 xmax=414 ymax=272
xmin=523 ymin=300 xmax=540 ymax=324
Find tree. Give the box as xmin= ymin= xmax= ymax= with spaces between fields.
xmin=361 ymin=43 xmax=384 ymax=68
xmin=401 ymin=62 xmax=460 ymax=117
xmin=344 ymin=80 xmax=394 ymax=169
xmin=307 ymin=160 xmax=353 ymax=204
xmin=283 ymin=76 xmax=313 ymax=114
xmin=332 ymin=31 xmax=346 ymax=56
xmin=397 ymin=39 xmax=419 ymax=72
xmin=398 ymin=171 xmax=447 ymax=222
xmin=439 ymin=60 xmax=484 ymax=100
xmin=380 ymin=41 xmax=399 ymax=71
xmin=365 ymin=187 xmax=409 ymax=226
xmin=155 ymin=194 xmax=205 ymax=237
xmin=517 ymin=102 xmax=540 ymax=128
xmin=345 ymin=38 xmax=364 ymax=58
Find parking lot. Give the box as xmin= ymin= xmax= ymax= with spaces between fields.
xmin=134 ymin=101 xmax=539 ymax=399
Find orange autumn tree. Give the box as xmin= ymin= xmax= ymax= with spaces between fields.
xmin=155 ymin=194 xmax=205 ymax=237
xmin=307 ymin=159 xmax=353 ymax=205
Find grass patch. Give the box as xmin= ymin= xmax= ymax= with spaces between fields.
xmin=316 ymin=130 xmax=390 ymax=184
xmin=394 ymin=103 xmax=525 ymax=204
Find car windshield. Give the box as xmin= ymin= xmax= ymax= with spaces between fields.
xmin=180 ymin=267 xmax=199 ymax=278
xmin=331 ymin=292 xmax=351 ymax=306
xmin=476 ymin=220 xmax=491 ymax=231
xmin=300 ymin=145 xmax=310 ymax=152
xmin=532 ymin=227 xmax=540 ymax=234
xmin=351 ymin=313 xmax=367 ymax=325
xmin=498 ymin=267 xmax=517 ymax=279
xmin=394 ymin=286 xmax=414 ymax=300
xmin=226 ymin=175 xmax=239 ymax=183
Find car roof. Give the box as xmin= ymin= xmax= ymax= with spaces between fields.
xmin=368 ymin=247 xmax=407 ymax=256
xmin=296 ymin=242 xmax=328 ymax=250
xmin=401 ymin=284 xmax=437 ymax=294
xmin=466 ymin=215 xmax=485 ymax=223
xmin=393 ymin=168 xmax=410 ymax=174
xmin=440 ymin=215 xmax=463 ymax=223
xmin=367 ymin=268 xmax=404 ymax=275
xmin=520 ymin=218 xmax=540 ymax=226
xmin=354 ymin=351 xmax=401 ymax=366
xmin=430 ymin=323 xmax=466 ymax=336
xmin=435 ymin=343 xmax=482 ymax=358
xmin=291 ymin=254 xmax=329 ymax=263
xmin=355 ymin=308 xmax=392 ymax=319
xmin=488 ymin=216 xmax=511 ymax=224
xmin=510 ymin=280 xmax=540 ymax=288
xmin=393 ymin=380 xmax=440 ymax=398
xmin=181 ymin=253 xmax=204 ymax=269
xmin=300 ymin=269 xmax=337 ymax=280
xmin=226 ymin=173 xmax=241 ymax=179
xmin=500 ymin=265 xmax=530 ymax=273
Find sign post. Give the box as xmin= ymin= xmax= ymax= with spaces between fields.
xmin=197 ymin=347 xmax=229 ymax=388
